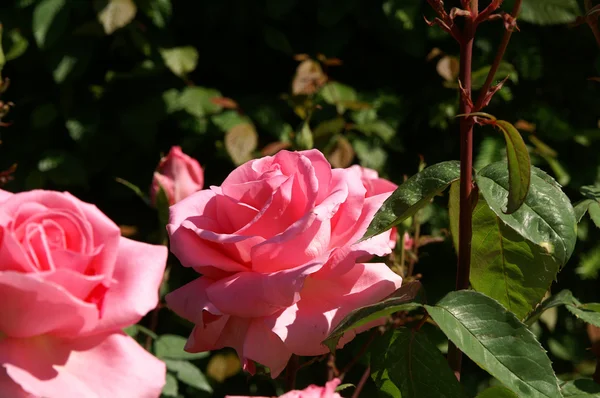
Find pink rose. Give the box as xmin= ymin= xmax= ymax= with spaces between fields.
xmin=0 ymin=189 xmax=168 ymax=397
xmin=166 ymin=150 xmax=402 ymax=377
xmin=226 ymin=378 xmax=342 ymax=398
xmin=151 ymin=146 xmax=204 ymax=206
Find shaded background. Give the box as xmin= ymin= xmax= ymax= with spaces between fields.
xmin=1 ymin=0 xmax=599 ymax=396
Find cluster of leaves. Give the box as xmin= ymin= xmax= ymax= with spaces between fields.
xmin=1 ymin=0 xmax=600 ymax=397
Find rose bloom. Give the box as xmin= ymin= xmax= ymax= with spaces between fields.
xmin=166 ymin=149 xmax=402 ymax=377
xmin=0 ymin=189 xmax=167 ymax=397
xmin=151 ymin=146 xmax=204 ymax=206
xmin=227 ymin=378 xmax=342 ymax=398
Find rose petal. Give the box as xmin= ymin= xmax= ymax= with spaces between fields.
xmin=328 ymin=168 xmax=366 ymax=248
xmin=0 ymin=272 xmax=99 ymax=338
xmin=92 ymin=237 xmax=167 ymax=333
xmin=166 ymin=277 xmax=222 ymax=325
xmin=268 ymin=263 xmax=402 ymax=356
xmin=184 ymin=316 xmax=230 ymax=353
xmin=206 ymin=261 xmax=322 ymax=318
xmin=38 ymin=269 xmax=105 ymax=302
xmin=1 ymin=332 xmax=165 ymax=398
xmin=298 ymin=150 xmax=332 ymax=204
xmin=250 ymin=178 xmax=349 ymax=273
xmin=243 ymin=319 xmax=292 ymax=378
xmin=0 ymin=368 xmax=33 ymax=398
xmin=0 ymin=189 xmax=13 ymax=203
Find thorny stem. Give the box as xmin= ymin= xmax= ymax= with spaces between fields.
xmin=448 ymin=3 xmax=476 ymax=379
xmin=473 ymin=0 xmax=523 ymax=110
xmin=285 ymin=355 xmax=300 ymax=391
xmin=351 ymin=366 xmax=371 ymax=398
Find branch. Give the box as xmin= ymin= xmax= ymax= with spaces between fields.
xmin=473 ymin=0 xmax=523 ymax=111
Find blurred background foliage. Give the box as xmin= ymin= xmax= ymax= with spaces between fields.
xmin=1 ymin=0 xmax=600 ymax=397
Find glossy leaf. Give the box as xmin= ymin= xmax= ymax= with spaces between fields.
xmin=363 ymin=161 xmax=460 ymax=241
xmin=323 ymin=282 xmax=424 ymax=352
xmin=560 ymin=379 xmax=600 ymax=397
xmin=525 ymin=290 xmax=577 ymax=326
xmin=425 ymin=291 xmax=562 ymax=398
xmin=589 ymin=202 xmax=600 ymax=228
xmin=155 ymin=334 xmax=210 ymax=360
xmin=469 ymin=194 xmax=560 ymax=320
xmin=476 ymin=386 xmax=519 ymax=398
xmin=370 ymin=328 xmax=466 ymax=398
xmin=476 ymin=162 xmax=577 ymax=267
xmin=494 ymin=120 xmax=531 ymax=214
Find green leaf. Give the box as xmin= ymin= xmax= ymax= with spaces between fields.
xmin=296 ymin=120 xmax=314 ymax=150
xmin=470 ymin=62 xmax=518 ymax=90
xmin=4 ymin=29 xmax=29 ymax=61
xmin=225 ymin=123 xmax=258 ymax=165
xmin=323 ymin=282 xmax=424 ymax=352
xmin=321 ymin=82 xmax=358 ymax=114
xmin=576 ymin=244 xmax=600 ymax=280
xmin=475 ymin=162 xmax=577 ymax=267
xmin=32 ymin=0 xmax=68 ymax=49
xmin=160 ymin=46 xmax=199 ymax=78
xmin=475 ymin=136 xmax=506 ymax=171
xmin=494 ymin=120 xmax=531 ymax=214
xmin=476 ymin=386 xmax=519 ymax=398
xmin=155 ymin=335 xmax=210 ymax=360
xmin=470 ymin=194 xmax=561 ymax=320
xmin=363 ymin=161 xmax=460 ymax=241
xmin=335 ymin=383 xmax=355 ymax=393
xmin=162 ymin=372 xmax=179 ymax=397
xmin=574 ymin=199 xmax=594 ymax=223
xmin=354 ymin=121 xmax=396 ymax=142
xmin=566 ymin=302 xmax=600 ymax=327
xmin=179 ymin=87 xmax=222 ymax=118
xmin=313 ymin=117 xmax=345 ymax=138
xmin=520 ymin=0 xmax=581 ymax=25
xmin=370 ymin=328 xmax=467 ymax=398
xmin=353 ymin=139 xmax=387 ymax=171
xmin=164 ymin=359 xmax=212 ymax=393
xmin=560 ymin=379 xmax=600 ymax=397
xmin=139 ymin=0 xmax=172 ymax=28
xmin=425 ymin=291 xmax=562 ymax=398
xmin=524 ymin=290 xmax=577 ymax=326
xmin=589 ymin=202 xmax=600 ymax=228
xmin=96 ymin=0 xmax=137 ymax=34
xmin=448 ymin=180 xmax=460 ymax=254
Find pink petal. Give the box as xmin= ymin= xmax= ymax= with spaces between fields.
xmin=267 ymin=263 xmax=402 ymax=356
xmin=0 ymin=368 xmax=33 ymax=398
xmin=0 ymin=272 xmax=99 ymax=338
xmin=206 ymin=261 xmax=321 ymax=318
xmin=1 ymin=332 xmax=165 ymax=398
xmin=92 ymin=237 xmax=167 ymax=333
xmin=38 ymin=269 xmax=105 ymax=302
xmin=328 ymin=168 xmax=367 ymax=248
xmin=0 ymin=189 xmax=13 ymax=202
xmin=243 ymin=319 xmax=292 ymax=378
xmin=298 ymin=150 xmax=332 ymax=204
xmin=166 ymin=277 xmax=222 ymax=325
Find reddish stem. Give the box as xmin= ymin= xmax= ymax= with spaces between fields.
xmin=351 ymin=366 xmax=371 ymax=398
xmin=473 ymin=0 xmax=523 ymax=110
xmin=448 ymin=9 xmax=476 ymax=380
